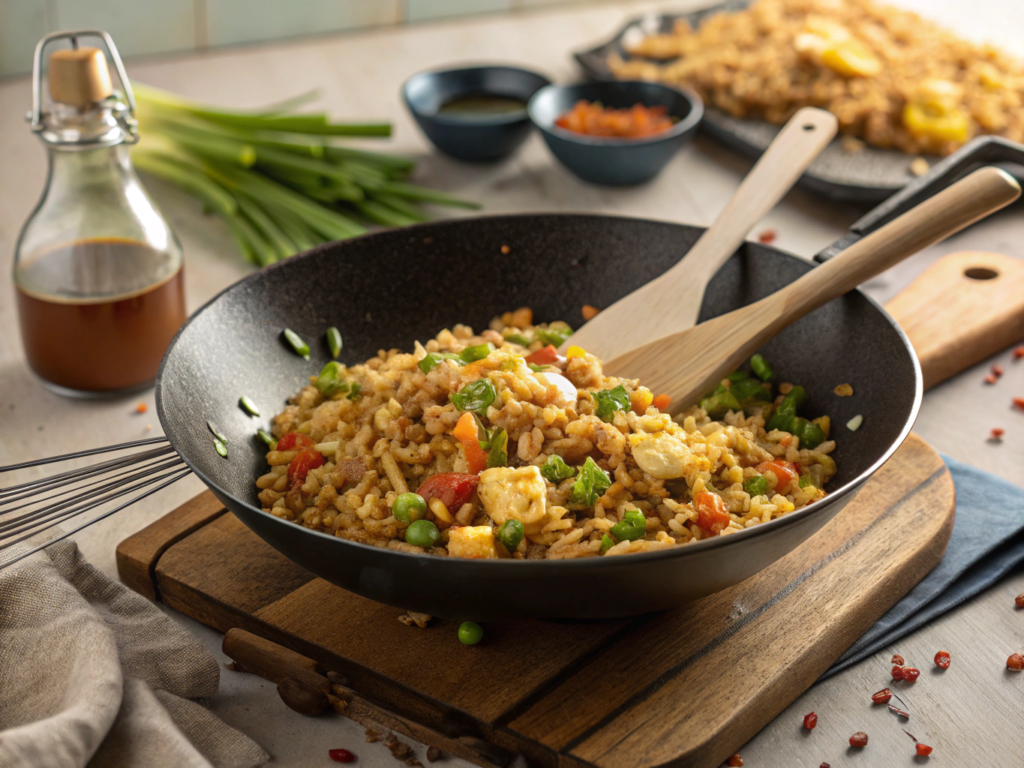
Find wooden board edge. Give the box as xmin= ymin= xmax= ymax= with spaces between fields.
xmin=116 ymin=490 xmax=226 ymax=601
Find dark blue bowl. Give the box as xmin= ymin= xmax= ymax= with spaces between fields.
xmin=528 ymin=80 xmax=703 ymax=185
xmin=402 ymin=65 xmax=551 ymax=163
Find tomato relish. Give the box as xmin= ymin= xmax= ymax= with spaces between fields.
xmin=555 ymin=100 xmax=676 ymax=139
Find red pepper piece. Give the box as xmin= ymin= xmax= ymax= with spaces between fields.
xmin=871 ymin=688 xmax=892 ymax=704
xmin=288 ymin=447 xmax=325 ymax=488
xmin=277 ymin=432 xmax=315 ymax=451
xmin=892 ymin=665 xmax=905 ymax=680
xmin=417 ymin=472 xmax=480 ymax=511
xmin=902 ymin=666 xmax=921 ymax=682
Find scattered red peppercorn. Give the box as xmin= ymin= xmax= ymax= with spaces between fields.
xmin=329 ymin=749 xmax=356 ymax=763
xmin=849 ymin=732 xmax=868 ymax=748
xmin=1014 ymin=397 xmax=1024 ymax=410
xmin=892 ymin=665 xmax=905 ymax=680
xmin=727 ymin=754 xmax=744 ymax=767
xmin=135 ymin=402 xmax=148 ymax=414
xmin=891 ymin=654 xmax=904 ymax=665
xmin=758 ymin=229 xmax=777 ymax=244
xmin=985 ymin=374 xmax=998 ymax=384
xmin=902 ymin=666 xmax=921 ymax=682
xmin=1014 ymin=346 xmax=1024 ymax=360
xmin=871 ymin=688 xmax=893 ymax=704
xmin=1015 ymin=594 xmax=1024 ymax=608
xmin=935 ymin=650 xmax=951 ymax=669
xmin=991 ymin=427 xmax=1005 ymax=440
xmin=1007 ymin=653 xmax=1024 ymax=671
xmin=993 ymin=364 xmax=1005 ymax=377
xmin=820 ymin=764 xmax=831 ymax=768
xmin=916 ymin=743 xmax=933 ymax=757
xmin=803 ymin=712 xmax=817 ymax=730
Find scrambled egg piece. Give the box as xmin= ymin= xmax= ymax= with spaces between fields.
xmin=478 ymin=466 xmax=550 ymax=534
xmin=630 ymin=434 xmax=696 ymax=480
xmin=447 ymin=526 xmax=500 ymax=559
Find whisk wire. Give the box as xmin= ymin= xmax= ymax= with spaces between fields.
xmin=0 ymin=436 xmax=192 ymax=570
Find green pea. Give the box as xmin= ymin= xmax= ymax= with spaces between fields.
xmin=458 ymin=622 xmax=483 ymax=646
xmin=405 ymin=519 xmax=440 ymax=548
xmin=497 ymin=519 xmax=524 ymax=552
xmin=600 ymin=534 xmax=615 ymax=554
xmin=743 ymin=475 xmax=769 ymax=498
xmin=459 ymin=343 xmax=495 ymax=363
xmin=750 ymin=354 xmax=774 ymax=381
xmin=609 ymin=508 xmax=646 ymax=542
xmin=393 ymin=492 xmax=427 ymax=523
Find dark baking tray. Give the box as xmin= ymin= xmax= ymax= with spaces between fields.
xmin=573 ymin=0 xmax=937 ymax=203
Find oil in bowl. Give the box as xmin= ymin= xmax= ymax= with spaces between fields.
xmin=403 ymin=65 xmax=550 ymax=162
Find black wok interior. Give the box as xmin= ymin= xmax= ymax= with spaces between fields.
xmin=156 ymin=214 xmax=920 ymax=620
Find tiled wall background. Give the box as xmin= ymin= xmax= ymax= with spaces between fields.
xmin=0 ymin=0 xmax=603 ymax=78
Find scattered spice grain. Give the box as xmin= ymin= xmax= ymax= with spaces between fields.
xmin=935 ymin=650 xmax=951 ymax=669
xmin=891 ymin=654 xmax=904 ymax=665
xmin=902 ymin=667 xmax=921 ymax=682
xmin=917 ymin=744 xmax=934 ymax=757
xmin=758 ymin=229 xmax=777 ymax=244
xmin=1007 ymin=653 xmax=1024 ymax=671
xmin=1015 ymin=594 xmax=1024 ymax=608
xmin=804 ymin=712 xmax=818 ymax=730
xmin=871 ymin=688 xmax=893 ymax=704
xmin=849 ymin=732 xmax=868 ymax=748
xmin=727 ymin=754 xmax=744 ymax=767
xmin=329 ymin=749 xmax=357 ymax=763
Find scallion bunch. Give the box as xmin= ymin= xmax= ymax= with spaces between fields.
xmin=131 ymin=84 xmax=479 ymax=266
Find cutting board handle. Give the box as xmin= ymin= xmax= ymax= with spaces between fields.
xmin=885 ymin=251 xmax=1024 ymax=389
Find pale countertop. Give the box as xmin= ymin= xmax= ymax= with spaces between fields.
xmin=2 ymin=1 xmax=1024 ymax=766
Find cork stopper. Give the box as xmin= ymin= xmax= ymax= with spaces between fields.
xmin=48 ymin=47 xmax=113 ymax=108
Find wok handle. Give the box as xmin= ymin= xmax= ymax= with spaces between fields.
xmin=816 ymin=136 xmax=1024 ymax=263
xmin=885 ymin=251 xmax=1024 ymax=389
xmin=779 ymin=168 xmax=1020 ymax=320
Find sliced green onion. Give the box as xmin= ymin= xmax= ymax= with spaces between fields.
xmin=283 ymin=328 xmax=310 ymax=360
xmin=460 ymin=343 xmax=495 ymax=364
xmin=239 ymin=395 xmax=260 ymax=416
xmin=207 ymin=420 xmax=228 ymax=443
xmin=257 ymin=428 xmax=278 ymax=450
xmin=497 ymin=519 xmax=524 ymax=553
xmin=600 ymin=534 xmax=615 ymax=554
xmin=609 ymin=508 xmax=646 ymax=542
xmin=326 ymin=327 xmax=342 ymax=359
xmin=750 ymin=354 xmax=774 ymax=381
xmin=214 ymin=438 xmax=228 ymax=458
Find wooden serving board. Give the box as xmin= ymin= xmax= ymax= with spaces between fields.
xmin=117 ymin=433 xmax=953 ymax=768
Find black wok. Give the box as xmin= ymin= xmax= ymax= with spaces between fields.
xmin=156 ymin=213 xmax=921 ymax=620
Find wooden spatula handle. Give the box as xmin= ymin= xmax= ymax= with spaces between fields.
xmin=777 ymin=167 xmax=1021 ymax=321
xmin=667 ymin=107 xmax=838 ymax=286
xmin=885 ymin=251 xmax=1024 ymax=388
xmin=565 ymin=107 xmax=837 ymax=360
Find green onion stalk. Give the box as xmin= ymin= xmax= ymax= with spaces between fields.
xmin=130 ymin=83 xmax=480 ymax=266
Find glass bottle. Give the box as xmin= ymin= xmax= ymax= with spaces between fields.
xmin=13 ymin=31 xmax=186 ymax=398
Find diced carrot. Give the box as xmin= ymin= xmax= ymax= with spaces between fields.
xmin=453 ymin=412 xmax=488 ymax=474
xmin=582 ymin=304 xmax=601 ymax=321
xmin=525 ymin=345 xmax=560 ymax=366
xmin=694 ymin=492 xmax=731 ymax=534
xmin=652 ymin=393 xmax=672 ymax=410
xmin=1014 ymin=397 xmax=1024 ymax=410
xmin=1013 ymin=346 xmax=1024 ymax=360
xmin=756 ymin=459 xmax=799 ymax=494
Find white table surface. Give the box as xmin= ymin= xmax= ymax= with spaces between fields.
xmin=1 ymin=2 xmax=1024 ymax=766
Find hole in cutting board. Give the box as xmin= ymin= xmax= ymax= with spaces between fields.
xmin=964 ymin=267 xmax=999 ymax=280
xmin=802 ymin=123 xmax=816 ymax=131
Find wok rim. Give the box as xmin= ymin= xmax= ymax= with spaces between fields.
xmin=155 ymin=212 xmax=923 ymax=573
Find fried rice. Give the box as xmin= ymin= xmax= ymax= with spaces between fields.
xmin=256 ymin=309 xmax=837 ymax=560
xmin=608 ymin=0 xmax=1024 ymax=156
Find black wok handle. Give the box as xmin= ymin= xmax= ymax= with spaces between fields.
xmin=815 ymin=136 xmax=1024 ymax=263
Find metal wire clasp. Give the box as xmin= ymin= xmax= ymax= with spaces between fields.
xmin=27 ymin=29 xmax=139 ymax=143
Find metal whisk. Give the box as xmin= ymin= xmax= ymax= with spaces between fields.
xmin=0 ymin=437 xmax=192 ymax=570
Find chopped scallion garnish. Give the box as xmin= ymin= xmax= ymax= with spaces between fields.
xmin=326 ymin=327 xmax=343 ymax=359
xmin=207 ymin=420 xmax=227 ymax=443
xmin=239 ymin=395 xmax=260 ymax=416
xmin=283 ymin=328 xmax=310 ymax=360
xmin=257 ymin=428 xmax=278 ymax=450
xmin=214 ymin=438 xmax=228 ymax=458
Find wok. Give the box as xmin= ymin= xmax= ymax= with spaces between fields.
xmin=156 ymin=213 xmax=921 ymax=620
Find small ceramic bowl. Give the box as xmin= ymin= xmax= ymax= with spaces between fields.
xmin=402 ymin=65 xmax=551 ymax=162
xmin=528 ymin=80 xmax=703 ymax=185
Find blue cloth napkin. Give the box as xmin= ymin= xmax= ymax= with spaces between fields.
xmin=824 ymin=455 xmax=1024 ymax=678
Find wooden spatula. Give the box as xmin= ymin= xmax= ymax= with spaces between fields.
xmin=563 ymin=106 xmax=838 ymax=360
xmin=603 ymin=167 xmax=1021 ymax=410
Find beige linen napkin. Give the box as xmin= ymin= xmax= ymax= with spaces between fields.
xmin=0 ymin=539 xmax=268 ymax=768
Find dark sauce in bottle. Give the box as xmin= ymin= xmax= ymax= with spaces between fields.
xmin=15 ymin=238 xmax=187 ymax=394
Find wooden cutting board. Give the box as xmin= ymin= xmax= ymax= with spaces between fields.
xmin=116 ymin=249 xmax=1024 ymax=767
xmin=117 ymin=433 xmax=953 ymax=768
